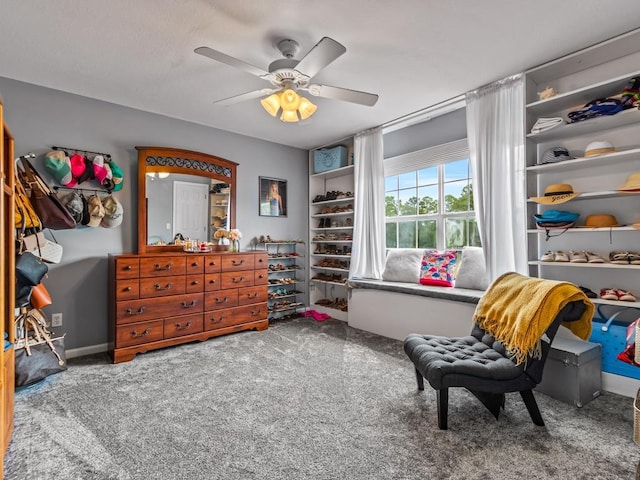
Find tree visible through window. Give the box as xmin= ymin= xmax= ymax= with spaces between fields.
xmin=385 ymin=158 xmax=481 ymax=249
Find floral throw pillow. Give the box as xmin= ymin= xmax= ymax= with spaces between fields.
xmin=419 ymin=250 xmax=457 ymax=287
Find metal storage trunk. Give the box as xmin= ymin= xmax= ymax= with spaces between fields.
xmin=536 ymin=336 xmax=602 ymax=407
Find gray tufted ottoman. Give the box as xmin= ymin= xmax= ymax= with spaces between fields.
xmin=403 ymin=300 xmax=587 ymax=429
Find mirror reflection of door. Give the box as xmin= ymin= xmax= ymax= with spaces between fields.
xmin=173 ymin=181 xmax=209 ymax=241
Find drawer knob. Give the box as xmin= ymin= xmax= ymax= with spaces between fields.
xmin=215 ymin=296 xmax=229 ymax=304
xmin=181 ymin=300 xmax=198 ymax=308
xmin=126 ymin=307 xmax=146 ymax=316
xmin=191 ymin=280 xmax=199 ymax=285
xmin=209 ymin=261 xmax=216 ymax=266
xmin=258 ymin=274 xmax=265 ymax=279
xmin=154 ymin=263 xmax=173 ymax=270
xmin=231 ymin=259 xmax=245 ymax=266
xmin=175 ymin=321 xmax=192 ymax=331
xmin=154 ymin=283 xmax=173 ymax=291
xmin=232 ymin=276 xmax=245 ymax=283
xmin=124 ymin=286 xmax=132 ymax=292
xmin=209 ymin=316 xmax=223 ymax=325
xmin=124 ymin=265 xmax=133 ymax=271
xmin=191 ymin=262 xmax=199 ymax=267
xmin=209 ymin=279 xmax=216 ymax=284
xmin=131 ymin=328 xmax=151 ymax=338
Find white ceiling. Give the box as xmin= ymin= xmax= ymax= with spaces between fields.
xmin=2 ymin=1 xmax=640 ymax=150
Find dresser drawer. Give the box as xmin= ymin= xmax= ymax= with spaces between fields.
xmin=254 ymin=269 xmax=268 ymax=285
xmin=115 ymin=258 xmax=139 ymax=279
xmin=204 ymin=273 xmax=221 ymax=291
xmin=139 ymin=256 xmax=186 ymax=277
xmin=204 ymin=255 xmax=222 ymax=273
xmin=204 ymin=288 xmax=238 ymax=311
xmin=186 ymin=274 xmax=204 ymax=293
xmin=115 ymin=279 xmax=139 ymax=301
xmin=116 ymin=320 xmax=164 ymax=347
xmin=221 ymin=270 xmax=255 ymax=289
xmin=116 ymin=293 xmax=204 ymax=324
xmin=238 ymin=285 xmax=268 ymax=306
xmin=186 ymin=256 xmax=205 ymax=274
xmin=163 ymin=313 xmax=203 ymax=339
xmin=221 ymin=254 xmax=255 ymax=271
xmin=254 ymin=253 xmax=268 ymax=270
xmin=139 ymin=275 xmax=186 ymax=298
xmin=204 ymin=303 xmax=268 ymax=331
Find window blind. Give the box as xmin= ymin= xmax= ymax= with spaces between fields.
xmin=383 ymin=138 xmax=469 ymax=176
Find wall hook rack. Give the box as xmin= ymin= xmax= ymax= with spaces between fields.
xmin=52 ymin=146 xmax=111 ymax=159
xmin=53 ymin=185 xmax=112 ymax=195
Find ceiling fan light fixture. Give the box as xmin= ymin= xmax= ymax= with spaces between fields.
xmin=280 ymin=109 xmax=299 ymax=123
xmin=279 ymin=88 xmax=301 ymax=111
xmin=298 ymin=97 xmax=317 ymax=120
xmin=260 ymin=93 xmax=281 ymax=117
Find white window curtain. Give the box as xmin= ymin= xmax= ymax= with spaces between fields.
xmin=350 ymin=127 xmax=386 ymax=279
xmin=465 ymin=73 xmax=527 ymax=282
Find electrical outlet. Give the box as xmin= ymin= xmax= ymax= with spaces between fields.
xmin=51 ymin=313 xmax=63 ymax=327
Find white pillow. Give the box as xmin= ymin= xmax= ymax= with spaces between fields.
xmin=381 ymin=249 xmax=425 ymax=283
xmin=454 ymin=246 xmax=489 ymax=290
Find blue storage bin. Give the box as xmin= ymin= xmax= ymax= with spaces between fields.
xmin=589 ymin=316 xmax=640 ymax=380
xmin=314 ymin=146 xmax=348 ymax=173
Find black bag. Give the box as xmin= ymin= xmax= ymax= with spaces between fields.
xmin=14 ymin=308 xmax=67 ymax=388
xmin=16 ymin=251 xmax=48 ymax=287
xmin=19 ymin=158 xmax=77 ymax=230
xmin=15 ymin=337 xmax=67 ymax=387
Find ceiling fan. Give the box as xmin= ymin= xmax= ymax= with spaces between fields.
xmin=194 ymin=37 xmax=379 ymax=122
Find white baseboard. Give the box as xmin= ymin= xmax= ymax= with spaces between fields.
xmin=66 ymin=343 xmax=108 ymax=359
xmin=602 ymin=372 xmax=640 ymax=398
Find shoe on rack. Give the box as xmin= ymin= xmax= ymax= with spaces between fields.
xmin=585 ymin=251 xmax=605 ymax=263
xmin=554 ymin=251 xmax=570 ymax=262
xmin=540 ymin=251 xmax=555 ymax=262
xmin=609 ymin=251 xmax=630 ymax=264
xmin=599 ymin=288 xmax=619 ymax=300
xmin=628 ymin=252 xmax=640 ymax=265
xmin=579 ymin=286 xmax=598 ymax=298
xmin=617 ymin=289 xmax=637 ymax=302
xmin=569 ymin=251 xmax=588 ymax=263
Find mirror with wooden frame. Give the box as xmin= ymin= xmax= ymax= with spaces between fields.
xmin=136 ymin=146 xmax=237 ymax=254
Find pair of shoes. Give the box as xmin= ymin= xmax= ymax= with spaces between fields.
xmin=610 ymin=251 xmax=640 ymax=265
xmin=540 ymin=250 xmax=569 ymax=262
xmin=600 ymin=288 xmax=637 ymax=302
xmin=579 ymin=286 xmax=598 ymax=298
xmin=569 ymin=250 xmax=606 ymax=263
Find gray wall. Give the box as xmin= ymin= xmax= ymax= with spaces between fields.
xmin=383 ymin=108 xmax=467 ymax=158
xmin=1 ymin=77 xmax=308 ymax=351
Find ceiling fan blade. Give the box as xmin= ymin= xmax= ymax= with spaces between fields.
xmin=195 ymin=46 xmax=270 ymax=78
xmin=214 ymin=88 xmax=278 ymax=106
xmin=307 ymin=84 xmax=379 ymax=107
xmin=294 ymin=37 xmax=346 ymax=79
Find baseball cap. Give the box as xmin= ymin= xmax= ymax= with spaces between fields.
xmin=69 ymin=153 xmax=87 ymax=184
xmin=44 ymin=150 xmax=75 ymax=186
xmin=101 ymin=195 xmax=123 ymax=228
xmin=87 ymin=195 xmax=105 ymax=228
xmin=108 ymin=157 xmax=124 ymax=192
xmin=539 ymin=147 xmax=574 ymax=165
xmin=61 ymin=191 xmax=84 ymax=223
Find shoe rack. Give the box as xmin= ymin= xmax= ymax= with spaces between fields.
xmin=308 ymin=142 xmax=354 ymax=322
xmin=258 ymin=239 xmax=306 ymax=320
xmin=524 ymin=29 xmax=640 ymax=385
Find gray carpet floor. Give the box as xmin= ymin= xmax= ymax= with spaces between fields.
xmin=3 ymin=317 xmax=639 ymax=479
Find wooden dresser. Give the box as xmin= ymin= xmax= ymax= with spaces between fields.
xmin=108 ymin=251 xmax=268 ymax=363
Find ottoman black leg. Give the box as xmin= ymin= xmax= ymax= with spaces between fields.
xmin=437 ymin=388 xmax=449 ymax=430
xmin=415 ymin=368 xmax=424 ymax=390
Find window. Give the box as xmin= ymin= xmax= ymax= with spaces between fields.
xmin=384 ymin=139 xmax=480 ymax=249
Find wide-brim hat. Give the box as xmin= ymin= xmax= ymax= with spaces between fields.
xmin=618 ymin=172 xmax=640 ymax=192
xmin=530 ymin=183 xmax=579 ymax=204
xmin=584 ymin=141 xmax=615 ymax=157
xmin=577 ymin=214 xmax=619 ymax=228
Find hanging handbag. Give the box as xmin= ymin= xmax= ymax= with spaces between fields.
xmin=14 ymin=172 xmax=41 ymax=229
xmin=16 ymin=201 xmax=64 ymax=264
xmin=19 ymin=157 xmax=77 ymax=230
xmin=14 ymin=308 xmax=66 ymax=387
xmin=30 ymin=283 xmax=52 ymax=309
xmin=16 ymin=251 xmax=48 ymax=288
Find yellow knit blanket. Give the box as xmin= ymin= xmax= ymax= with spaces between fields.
xmin=473 ymin=272 xmax=594 ymax=365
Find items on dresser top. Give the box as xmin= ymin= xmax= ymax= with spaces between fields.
xmin=109 ymin=252 xmax=268 ymax=363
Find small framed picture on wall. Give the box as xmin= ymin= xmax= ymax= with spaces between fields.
xmin=259 ymin=176 xmax=287 ymax=217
